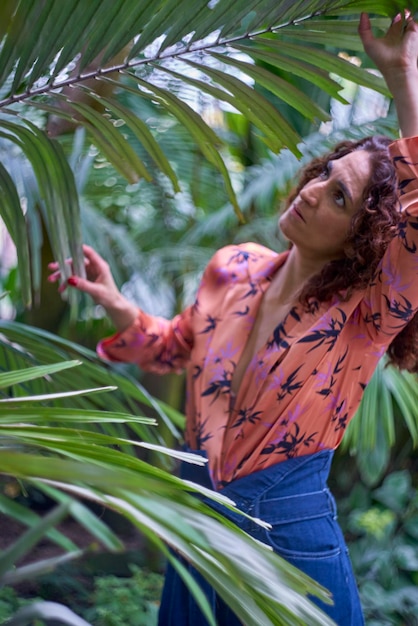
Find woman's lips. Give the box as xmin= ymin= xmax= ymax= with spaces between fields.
xmin=291 ymin=204 xmax=306 ymax=222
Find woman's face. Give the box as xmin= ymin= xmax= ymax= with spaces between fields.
xmin=279 ymin=149 xmax=372 ymax=263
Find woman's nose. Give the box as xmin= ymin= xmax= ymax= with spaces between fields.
xmin=299 ymin=180 xmax=323 ymax=206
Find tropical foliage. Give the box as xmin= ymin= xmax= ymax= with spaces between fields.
xmin=340 ymin=470 xmax=418 ymax=625
xmin=0 ymin=0 xmax=405 ymax=301
xmin=0 ymin=323 xmax=335 ymax=626
xmin=0 ymin=1 xmax=417 ymax=624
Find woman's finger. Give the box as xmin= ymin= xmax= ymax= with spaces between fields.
xmin=358 ymin=13 xmax=374 ymax=49
xmin=82 ymin=244 xmax=104 ymax=261
xmin=47 ymin=270 xmax=61 ymax=283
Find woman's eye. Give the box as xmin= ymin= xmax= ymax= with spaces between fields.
xmin=319 ymin=166 xmax=329 ymax=180
xmin=334 ymin=191 xmax=345 ymax=207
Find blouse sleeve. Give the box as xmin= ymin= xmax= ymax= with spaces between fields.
xmin=359 ymin=136 xmax=418 ymax=345
xmin=95 ymin=244 xmax=237 ymax=374
xmin=97 ymin=305 xmax=194 ymax=374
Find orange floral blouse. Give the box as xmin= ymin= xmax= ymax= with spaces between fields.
xmin=98 ymin=137 xmax=418 ymax=489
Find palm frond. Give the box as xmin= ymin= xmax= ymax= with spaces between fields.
xmin=0 ymin=346 xmax=336 ymax=625
xmin=0 ymin=450 xmax=336 ymax=626
xmin=0 ymin=0 xmax=405 ymax=298
xmin=342 ymin=359 xmax=418 ymax=485
xmin=0 ymin=319 xmax=184 ymax=440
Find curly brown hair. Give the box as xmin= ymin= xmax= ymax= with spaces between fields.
xmin=286 ymin=135 xmax=418 ymax=373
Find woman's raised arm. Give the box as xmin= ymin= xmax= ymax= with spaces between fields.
xmin=359 ymin=12 xmax=418 ymax=138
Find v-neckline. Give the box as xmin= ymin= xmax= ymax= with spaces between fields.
xmin=230 ymin=251 xmax=296 ymax=399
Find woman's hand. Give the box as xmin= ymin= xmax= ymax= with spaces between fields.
xmin=48 ymin=244 xmax=138 ymax=331
xmin=359 ymin=12 xmax=418 ymax=137
xmin=359 ymin=12 xmax=418 ymax=78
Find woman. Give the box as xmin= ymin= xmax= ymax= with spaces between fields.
xmin=49 ymin=13 xmax=418 ymax=626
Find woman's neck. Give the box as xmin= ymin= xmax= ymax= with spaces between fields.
xmin=269 ymin=247 xmax=324 ymax=304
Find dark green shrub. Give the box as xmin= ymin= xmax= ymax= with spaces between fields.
xmin=342 ymin=471 xmax=418 ymax=626
xmin=83 ymin=565 xmax=163 ymax=626
xmin=0 ymin=586 xmax=44 ymax=624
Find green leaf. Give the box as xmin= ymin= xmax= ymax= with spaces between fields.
xmin=373 ymin=471 xmax=412 ymax=513
xmin=51 ymin=0 xmax=104 ymax=78
xmin=39 ymin=483 xmax=124 ymax=551
xmin=254 ymin=38 xmax=389 ymax=95
xmin=0 ymin=320 xmax=177 ymax=439
xmin=0 ymin=117 xmax=85 ymax=286
xmin=100 ymin=0 xmax=163 ymax=67
xmin=4 ymin=599 xmax=92 ymax=625
xmin=331 ymin=1 xmax=410 ymax=18
xmin=167 ymin=553 xmax=218 ymax=626
xmin=72 ymin=0 xmax=126 ymax=72
xmin=0 ymin=386 xmax=117 ymax=404
xmin=0 ymin=493 xmax=77 ymax=552
xmin=393 ymin=545 xmax=418 ymax=571
xmin=233 ymin=42 xmax=347 ymax=102
xmin=181 ymin=58 xmax=302 ymax=154
xmin=385 ymin=368 xmax=418 ymax=445
xmin=87 ymin=92 xmax=180 ymax=191
xmin=0 ymin=383 xmax=336 ymax=626
xmin=68 ymin=100 xmax=153 ymax=184
xmin=120 ymin=74 xmax=243 ymax=220
xmin=210 ymin=51 xmax=329 ymax=122
xmin=278 ymin=18 xmax=390 ymax=52
xmin=0 ymin=161 xmax=31 ymax=306
xmin=30 ymin=5 xmax=80 ymax=85
xmin=157 ymin=0 xmax=212 ymax=52
xmin=0 ymin=502 xmax=71 ymax=579
xmin=0 ymin=0 xmax=40 ymax=88
xmin=0 ymin=0 xmax=16 ymax=39
xmin=0 ymin=406 xmax=157 ymax=425
xmin=0 ymin=360 xmax=81 ymax=389
xmin=156 ymin=61 xmax=293 ymax=154
xmin=2 ymin=424 xmax=147 ymax=449
xmin=377 ymin=369 xmax=395 ymax=447
xmin=128 ymin=0 xmax=193 ymax=57
xmin=11 ymin=2 xmax=73 ymax=92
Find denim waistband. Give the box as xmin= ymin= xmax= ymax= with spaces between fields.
xmin=181 ymin=449 xmax=335 ymax=532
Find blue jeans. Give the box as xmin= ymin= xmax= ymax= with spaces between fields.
xmin=158 ymin=450 xmax=364 ymax=626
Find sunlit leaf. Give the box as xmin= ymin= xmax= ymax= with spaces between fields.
xmin=0 ymin=161 xmax=31 ymax=306
xmin=0 ymin=385 xmax=117 ymax=404
xmin=0 ymin=360 xmax=81 ymax=389
xmin=0 ymin=451 xmax=336 ymax=626
xmin=4 ymin=600 xmax=92 ymax=625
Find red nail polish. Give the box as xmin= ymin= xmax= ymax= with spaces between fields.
xmin=67 ymin=277 xmax=78 ymax=286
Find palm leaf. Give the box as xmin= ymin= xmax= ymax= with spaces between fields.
xmin=279 ymin=17 xmax=389 ymax=51
xmin=0 ymin=319 xmax=182 ymax=440
xmin=342 ymin=359 xmax=418 ymax=485
xmin=4 ymin=600 xmax=93 ymax=625
xmin=0 ymin=117 xmax=85 ymax=290
xmin=208 ymin=52 xmax=330 ymax=123
xmin=0 ymin=0 xmax=408 ymax=298
xmin=0 ymin=502 xmax=71 ymax=579
xmin=0 ymin=160 xmax=31 ymax=306
xmin=165 ymin=60 xmax=302 ymax=155
xmin=0 ymin=493 xmax=77 ymax=553
xmin=250 ymin=37 xmax=388 ymax=95
xmin=0 ymin=351 xmax=335 ymax=624
xmin=0 ymin=451 xmax=335 ymax=626
xmin=85 ymin=93 xmax=181 ymax=192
